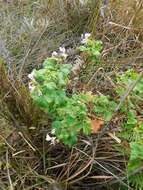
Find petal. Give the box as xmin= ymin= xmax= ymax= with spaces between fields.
xmin=59 ymin=47 xmax=66 ymax=53
xmin=46 ymin=134 xmax=52 ymax=141
xmin=85 ymin=33 xmax=91 ymax=38
xmin=28 ymin=70 xmax=35 ymax=80
xmin=52 ymin=51 xmax=58 ymax=57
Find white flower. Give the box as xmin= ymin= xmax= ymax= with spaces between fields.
xmin=81 ymin=33 xmax=91 ymax=44
xmin=51 ymin=137 xmax=57 ymax=145
xmin=59 ymin=47 xmax=66 ymax=53
xmin=46 ymin=134 xmax=52 ymax=141
xmin=52 ymin=47 xmax=68 ymax=59
xmin=46 ymin=133 xmax=58 ymax=145
xmin=52 ymin=51 xmax=58 ymax=57
xmin=28 ymin=70 xmax=35 ymax=80
xmin=85 ymin=33 xmax=91 ymax=39
xmin=59 ymin=47 xmax=68 ymax=59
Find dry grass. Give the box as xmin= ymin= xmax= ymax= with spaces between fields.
xmin=0 ymin=0 xmax=143 ymax=189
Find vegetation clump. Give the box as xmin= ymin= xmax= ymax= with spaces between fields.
xmin=29 ymin=40 xmax=143 ymax=188
xmin=0 ymin=1 xmax=143 ymax=189
xmin=28 ymin=57 xmax=91 ymax=146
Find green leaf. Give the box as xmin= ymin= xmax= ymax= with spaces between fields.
xmin=94 ymin=40 xmax=103 ymax=51
xmin=130 ymin=142 xmax=143 ymax=161
xmin=43 ymin=58 xmax=57 ymax=68
xmin=127 ymin=110 xmax=137 ymax=125
xmin=79 ymin=46 xmax=88 ymax=51
xmin=52 ymin=121 xmax=61 ymax=129
xmin=34 ymin=70 xmax=46 ymax=82
xmin=44 ymin=82 xmax=57 ymax=90
xmin=82 ymin=121 xmax=91 ymax=135
xmin=128 ymin=141 xmax=143 ymax=172
xmin=33 ymin=96 xmax=48 ymax=109
xmin=104 ymin=111 xmax=113 ymax=121
xmin=92 ymin=50 xmax=100 ymax=57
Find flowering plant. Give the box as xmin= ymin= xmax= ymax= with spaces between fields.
xmin=79 ymin=33 xmax=102 ymax=62
xmin=28 ymin=56 xmax=91 ymax=146
xmin=28 ymin=36 xmax=105 ymax=147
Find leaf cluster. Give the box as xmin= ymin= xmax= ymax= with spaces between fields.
xmin=92 ymin=95 xmax=117 ymax=121
xmin=115 ymin=70 xmax=143 ymax=188
xmin=79 ymin=40 xmax=102 ymax=62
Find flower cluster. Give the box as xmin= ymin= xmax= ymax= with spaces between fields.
xmin=28 ymin=47 xmax=68 ymax=93
xmin=81 ymin=33 xmax=91 ymax=44
xmin=46 ymin=129 xmax=59 ymax=145
xmin=28 ymin=70 xmax=43 ymax=97
xmin=52 ymin=46 xmax=68 ymax=59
